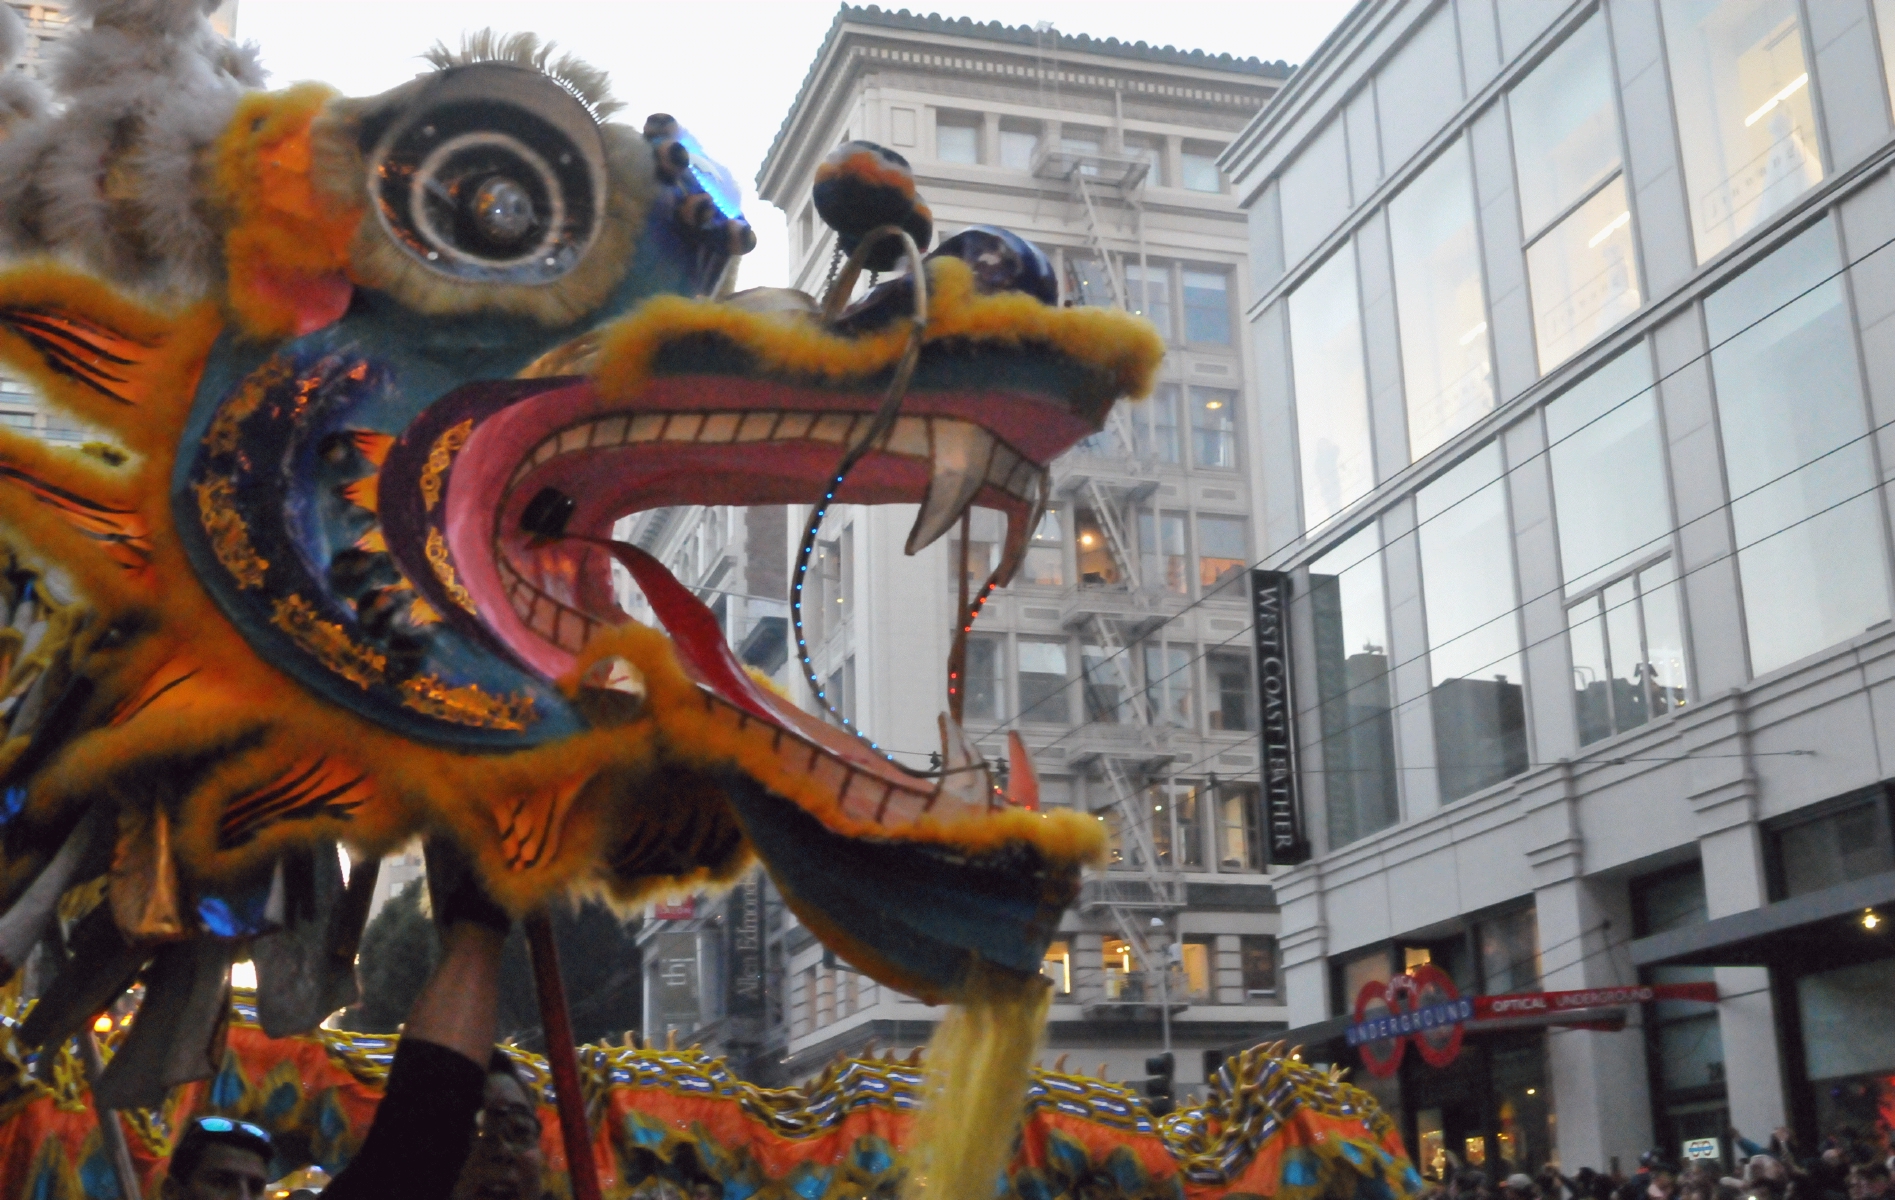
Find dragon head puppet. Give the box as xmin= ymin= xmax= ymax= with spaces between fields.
xmin=0 ymin=0 xmax=1162 ymax=1107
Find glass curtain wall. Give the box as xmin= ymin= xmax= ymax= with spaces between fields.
xmin=1705 ymin=217 xmax=1888 ymax=675
xmin=1660 ymin=0 xmax=1822 ymax=261
xmin=1388 ymin=139 xmax=1492 ymax=458
xmin=1290 ymin=245 xmax=1374 ymax=530
xmin=1509 ymin=15 xmax=1640 ymax=372
xmin=1309 ymin=523 xmax=1399 ymax=847
xmin=1544 ymin=348 xmax=1689 ymax=743
xmin=1418 ymin=443 xmax=1529 ymax=801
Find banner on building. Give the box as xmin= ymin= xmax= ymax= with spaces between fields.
xmin=725 ymin=871 xmax=765 ymax=1020
xmin=1250 ymin=569 xmax=1309 ymax=865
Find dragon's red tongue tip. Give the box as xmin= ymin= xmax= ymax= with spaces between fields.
xmin=603 ymin=539 xmax=772 ymax=719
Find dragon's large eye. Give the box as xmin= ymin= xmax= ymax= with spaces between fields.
xmin=367 ymin=64 xmax=607 ymax=284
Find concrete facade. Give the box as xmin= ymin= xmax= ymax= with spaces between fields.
xmin=1226 ymin=0 xmax=1895 ymax=1175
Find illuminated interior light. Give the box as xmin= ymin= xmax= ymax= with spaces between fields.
xmin=230 ymin=960 xmax=256 ymax=989
xmin=1458 ymin=320 xmax=1488 ymax=346
xmin=1865 ymin=907 xmax=1883 ymax=931
xmin=1587 ymin=211 xmax=1631 ymax=249
xmin=92 ymin=1015 xmax=112 ymax=1034
xmin=1744 ymin=73 xmax=1808 ymax=127
xmin=1203 ymin=399 xmax=1224 ymax=409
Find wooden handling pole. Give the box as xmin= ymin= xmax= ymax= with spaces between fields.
xmin=524 ymin=911 xmax=602 ymax=1200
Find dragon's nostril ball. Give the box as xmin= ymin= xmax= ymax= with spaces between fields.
xmin=469 ymin=175 xmax=538 ymax=247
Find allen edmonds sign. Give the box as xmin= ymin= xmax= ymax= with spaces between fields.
xmin=1250 ymin=569 xmax=1309 ymax=865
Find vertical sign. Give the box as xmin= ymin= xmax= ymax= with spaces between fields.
xmin=725 ymin=871 xmax=765 ymax=1019
xmin=1250 ymin=569 xmax=1309 ymax=865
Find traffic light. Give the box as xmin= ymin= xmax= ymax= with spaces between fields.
xmin=1143 ymin=1051 xmax=1175 ymax=1117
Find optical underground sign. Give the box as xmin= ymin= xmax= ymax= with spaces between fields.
xmin=1347 ymin=975 xmax=1719 ymax=1076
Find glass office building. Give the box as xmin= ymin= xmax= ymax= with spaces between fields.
xmin=1226 ymin=0 xmax=1895 ymax=1172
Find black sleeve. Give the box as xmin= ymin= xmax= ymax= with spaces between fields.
xmin=321 ymin=1037 xmax=487 ymax=1200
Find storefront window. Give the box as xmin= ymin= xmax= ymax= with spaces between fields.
xmin=1138 ymin=510 xmax=1189 ymax=594
xmin=1206 ymin=649 xmax=1255 ymax=732
xmin=1477 ymin=907 xmax=1541 ymax=994
xmin=1798 ymin=959 xmax=1895 ymax=1136
xmin=1511 ymin=16 xmax=1638 ymax=372
xmin=1706 ymin=218 xmax=1888 ymax=676
xmin=1310 ymin=524 xmax=1399 ymax=847
xmin=1632 ymin=864 xmax=1728 ymax=1156
xmin=1333 ymin=945 xmax=1393 ymax=1017
xmin=1017 ymin=637 xmax=1070 ymax=724
xmin=1289 ymin=245 xmax=1374 ymax=530
xmin=1388 ymin=138 xmax=1492 ymax=458
xmin=1769 ymin=791 xmax=1895 ymax=900
xmin=1417 ymin=444 xmax=1529 ymax=801
xmin=1660 ymin=0 xmax=1822 ymax=262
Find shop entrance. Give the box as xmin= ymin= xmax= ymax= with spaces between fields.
xmin=1403 ymin=1033 xmax=1553 ymax=1181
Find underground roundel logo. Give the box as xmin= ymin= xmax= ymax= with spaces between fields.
xmin=1348 ymin=965 xmax=1471 ymax=1077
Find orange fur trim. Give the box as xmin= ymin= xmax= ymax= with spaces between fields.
xmin=214 ymin=84 xmax=365 ymax=340
xmin=591 ymin=257 xmax=1165 ymax=411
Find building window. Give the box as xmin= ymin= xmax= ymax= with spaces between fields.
xmin=1182 ymin=268 xmax=1232 ymax=344
xmin=1073 ymin=506 xmax=1123 ymax=587
xmin=1103 ymin=936 xmax=1140 ymax=999
xmin=935 ymin=111 xmax=980 ymax=164
xmin=1143 ymin=643 xmax=1193 ymax=729
xmin=1196 ymin=515 xmax=1247 ymax=592
xmin=1146 ymin=785 xmax=1174 ymax=865
xmin=1568 ymin=557 xmax=1689 ymax=745
xmin=1289 ymin=245 xmax=1374 ymax=531
xmin=1066 ymin=254 xmax=1116 ymax=307
xmin=1017 ymin=637 xmax=1071 ymax=725
xmin=1062 ymin=127 xmax=1104 ymax=177
xmin=1041 ymin=939 xmax=1072 ymax=993
xmin=1706 ymin=218 xmax=1887 ymax=676
xmin=1124 ymin=262 xmax=1172 ymax=339
xmin=1081 ymin=641 xmax=1130 ymax=724
xmin=1510 ymin=16 xmax=1639 ymax=372
xmin=1309 ymin=523 xmax=1399 ymax=847
xmin=1180 ymin=938 xmax=1215 ymax=1002
xmin=947 ymin=506 xmax=1003 ymax=593
xmin=1387 ymin=138 xmax=1492 ymax=458
xmin=1240 ymin=935 xmax=1278 ymax=998
xmin=1878 ymin=0 xmax=1895 ymax=122
xmin=1181 ymin=141 xmax=1224 ymax=192
xmin=1189 ymin=387 xmax=1237 ymax=469
xmin=962 ymin=634 xmax=1005 ymax=722
xmin=999 ymin=119 xmax=1039 ymax=170
xmin=1173 ymin=783 xmax=1207 ymax=868
xmin=1332 ymin=945 xmax=1393 ymax=1017
xmin=1021 ymin=507 xmax=1066 ymax=586
xmin=1797 ymin=958 xmax=1895 ymax=1137
xmin=1767 ymin=790 xmax=1895 ymax=901
xmin=1133 ymin=384 xmax=1182 ymax=464
xmin=1216 ymin=781 xmax=1262 ymax=872
xmin=1631 ymin=864 xmax=1727 ymax=1149
xmin=1206 ymin=649 xmax=1255 ymax=732
xmin=1417 ymin=443 xmax=1528 ymax=802
xmin=1122 ymin=133 xmax=1164 ymax=185
xmin=1660 ymin=0 xmax=1821 ymax=262
xmin=1476 ymin=906 xmax=1540 ymax=994
xmin=1545 ymin=349 xmax=1669 ymax=594
xmin=1138 ymin=510 xmax=1188 ymax=594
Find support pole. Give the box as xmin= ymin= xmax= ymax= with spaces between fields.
xmin=524 ymin=911 xmax=602 ymax=1200
xmin=79 ymin=1029 xmax=142 ymax=1200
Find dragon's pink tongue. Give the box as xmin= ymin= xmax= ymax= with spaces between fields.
xmin=595 ymin=539 xmax=777 ymax=722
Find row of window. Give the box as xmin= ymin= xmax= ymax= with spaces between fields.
xmin=1314 ymin=210 xmax=1890 ymax=848
xmin=930 ymin=110 xmax=1227 ymax=192
xmin=1075 ymin=383 xmax=1241 ymax=468
xmin=1042 ymin=933 xmax=1278 ymax=1002
xmin=1065 ymin=259 xmax=1235 ymax=346
xmin=952 ymin=506 xmax=1249 ymax=600
xmin=1283 ymin=0 xmax=1841 ymax=535
xmin=957 ymin=627 xmax=1256 ymax=735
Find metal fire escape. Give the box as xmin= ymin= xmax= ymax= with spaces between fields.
xmin=1030 ymin=121 xmax=1185 ymax=1025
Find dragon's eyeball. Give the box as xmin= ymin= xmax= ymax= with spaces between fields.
xmin=366 ymin=63 xmax=608 ymax=284
xmin=812 ymin=140 xmax=932 ymax=272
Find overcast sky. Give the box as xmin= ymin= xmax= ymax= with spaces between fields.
xmin=237 ymin=1 xmax=1349 ymax=289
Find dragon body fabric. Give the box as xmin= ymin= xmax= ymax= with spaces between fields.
xmin=0 ymin=5 xmax=1422 ymax=1198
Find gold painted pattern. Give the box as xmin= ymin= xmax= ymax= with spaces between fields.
xmin=424 ymin=527 xmax=477 ymax=614
xmin=420 ymin=418 xmax=473 ymax=512
xmin=269 ymin=595 xmax=387 ymax=689
xmin=398 ymin=674 xmax=536 ymax=731
xmin=204 ymin=358 xmax=293 ymax=458
xmin=194 ymin=476 xmax=269 ymax=588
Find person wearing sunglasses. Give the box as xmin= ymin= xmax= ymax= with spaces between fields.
xmin=160 ymin=1118 xmax=272 ymax=1200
